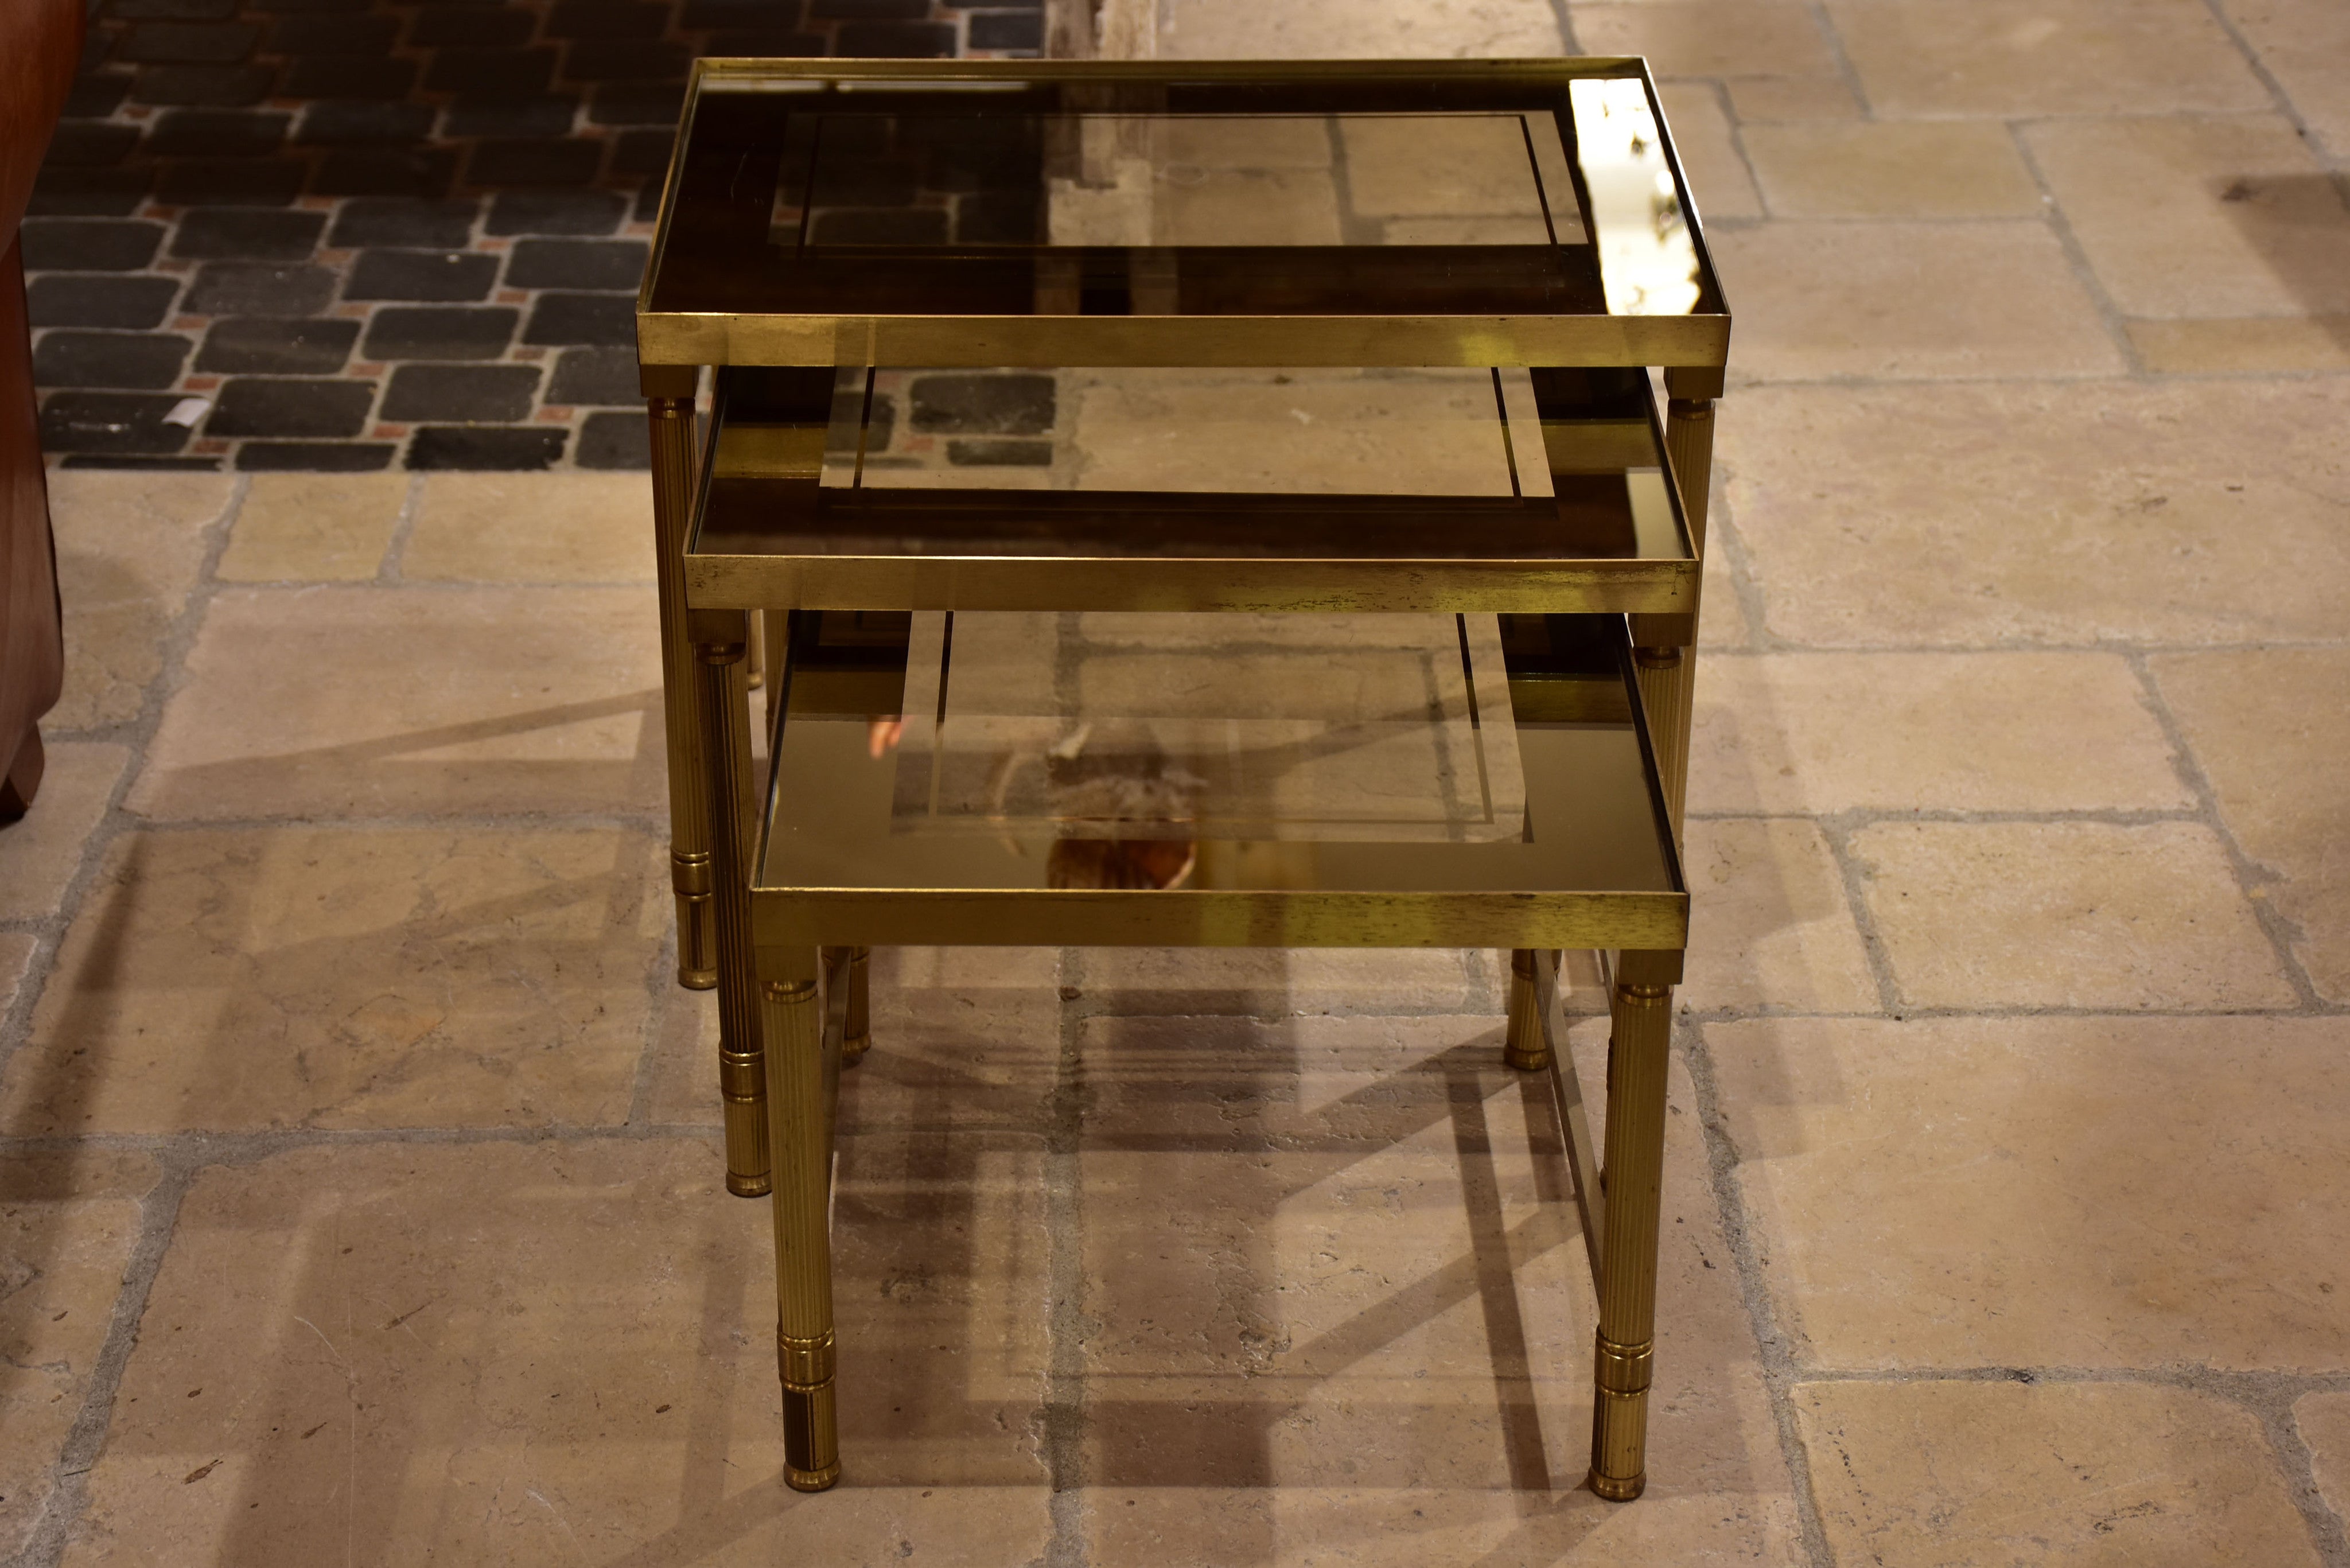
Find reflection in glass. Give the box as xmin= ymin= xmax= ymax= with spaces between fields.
xmin=890 ymin=611 xmax=1526 ymax=847
xmin=1568 ymin=79 xmax=1702 ymax=317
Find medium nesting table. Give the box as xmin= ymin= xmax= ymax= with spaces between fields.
xmin=637 ymin=56 xmax=1729 ymax=1501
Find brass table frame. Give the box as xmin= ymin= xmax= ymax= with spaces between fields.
xmin=637 ymin=54 xmax=1726 ymax=1504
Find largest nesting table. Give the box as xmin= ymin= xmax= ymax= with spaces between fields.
xmin=636 ymin=56 xmax=1729 ymax=1501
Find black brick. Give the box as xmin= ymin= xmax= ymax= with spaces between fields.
xmin=408 ymin=5 xmax=536 ymax=46
xmin=329 ymin=197 xmax=478 ymax=248
xmin=810 ymin=208 xmax=948 ymax=246
xmin=947 ymin=437 xmax=1052 ymax=465
xmin=115 ymin=21 xmax=263 ymax=62
xmin=676 ymin=0 xmax=772 ymax=26
xmin=39 ymin=392 xmax=194 ymax=454
xmin=238 ymin=441 xmax=398 ymax=470
xmin=298 ymin=100 xmax=435 ymax=143
xmin=250 ymin=0 xmax=396 ymax=13
xmin=195 ymin=316 xmax=361 ymax=373
xmin=835 ymin=20 xmax=955 ymax=53
xmin=184 ymin=261 xmax=337 ymax=315
xmin=911 ymin=372 xmax=1054 ymax=435
xmin=21 ymin=219 xmax=165 ymax=272
xmin=32 ymin=331 xmax=193 ymax=389
xmin=154 ymin=158 xmax=305 ymax=205
xmin=265 ymin=13 xmax=399 ymax=52
xmin=561 ymin=40 xmax=690 ymax=81
xmin=442 ymin=95 xmax=578 ymax=138
xmin=170 ymin=207 xmax=324 ymax=259
xmin=586 ymin=84 xmax=684 ymax=126
xmin=110 ymin=0 xmax=238 ymax=18
xmin=408 ymin=426 xmax=565 ymax=468
xmin=808 ymin=0 xmax=928 ymax=17
xmin=361 ymin=306 xmax=519 ymax=360
xmin=313 ymin=147 xmax=459 ymax=198
xmin=504 ymin=238 xmax=646 ymax=290
xmin=65 ymin=75 xmax=136 ymax=118
xmin=381 ymin=363 xmax=540 ymax=421
xmin=610 ymin=129 xmax=672 ymax=176
xmin=28 ymin=275 xmax=181 ymax=329
xmin=633 ymin=182 xmax=662 ymax=223
xmin=522 ymin=292 xmax=633 ymax=345
xmin=130 ymin=63 xmax=275 ymax=104
xmin=468 ymin=138 xmax=601 ymax=186
xmin=423 ymin=49 xmax=556 ymax=95
xmin=207 ymin=377 xmax=376 ymax=437
xmin=547 ymin=1 xmax=667 ymax=38
xmin=967 ymin=11 xmax=1041 ymax=48
xmin=546 ymin=345 xmax=637 ymax=404
xmin=575 ymin=408 xmax=648 ymax=468
xmin=279 ymin=57 xmax=416 ymax=99
xmin=42 ymin=123 xmax=142 ymax=167
xmin=149 ymin=108 xmax=289 ymax=156
xmin=26 ymin=168 xmax=151 ymax=217
xmin=347 ymin=248 xmax=499 ymax=301
xmin=703 ymin=27 xmax=827 ymax=53
xmin=485 ymin=189 xmax=627 ymax=235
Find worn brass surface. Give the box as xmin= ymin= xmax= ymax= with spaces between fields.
xmin=1503 ymin=948 xmax=1548 ymax=1071
xmin=761 ymin=963 xmax=839 ymax=1491
xmin=649 ymin=396 xmax=719 ymax=989
xmin=1632 ymin=646 xmax=1692 ymax=838
xmin=700 ymin=639 xmax=769 ymax=1197
xmin=842 ymin=946 xmax=871 ymax=1064
xmin=1663 ymin=398 xmax=1715 ymax=553
xmin=1588 ymin=970 xmax=1672 ymax=1501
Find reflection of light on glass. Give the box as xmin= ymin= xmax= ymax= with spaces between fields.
xmin=1568 ymin=78 xmax=1702 ymax=317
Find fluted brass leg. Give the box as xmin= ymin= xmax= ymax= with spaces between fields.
xmin=697 ymin=625 xmax=769 ymax=1198
xmin=1633 ymin=646 xmax=1693 ymax=836
xmin=1503 ymin=948 xmax=1548 ymax=1071
xmin=843 ymin=946 xmax=871 ymax=1064
xmin=762 ymin=946 xmax=839 ymax=1492
xmin=648 ymin=388 xmax=719 ymax=990
xmin=1664 ymin=398 xmax=1715 ymax=554
xmin=1587 ymin=952 xmax=1675 ymax=1501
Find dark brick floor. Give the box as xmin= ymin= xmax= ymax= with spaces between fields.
xmin=26 ymin=0 xmax=1038 ymax=472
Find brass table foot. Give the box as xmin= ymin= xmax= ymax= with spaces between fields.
xmin=1588 ymin=1466 xmax=1646 ymax=1502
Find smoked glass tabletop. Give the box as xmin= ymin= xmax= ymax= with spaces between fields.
xmin=639 ymin=60 xmax=1728 ymax=373
xmin=687 ymin=363 xmax=1695 ymax=615
xmin=752 ymin=610 xmax=1686 ymax=951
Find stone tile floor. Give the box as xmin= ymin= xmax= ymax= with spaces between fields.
xmin=5 ymin=0 xmax=2350 ymax=1562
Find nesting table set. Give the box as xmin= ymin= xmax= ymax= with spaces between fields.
xmin=635 ymin=57 xmax=1728 ymax=1500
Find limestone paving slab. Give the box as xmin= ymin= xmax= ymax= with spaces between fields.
xmin=1795 ymin=1380 xmax=2324 ymax=1567
xmin=44 ymin=471 xmax=234 ymax=732
xmin=2154 ymin=647 xmax=2350 ymax=1002
xmin=0 ymin=742 xmax=129 ymax=923
xmin=1680 ymin=818 xmax=1877 ymax=1015
xmin=1656 ymin=84 xmax=1763 ymax=224
xmin=2297 ymin=1391 xmax=2350 ymax=1526
xmin=216 ymin=472 xmax=409 ymax=584
xmin=1075 ymin=1015 xmax=1793 ymax=1536
xmin=2 ymin=827 xmax=660 ymax=1136
xmin=2127 ymin=317 xmax=2350 ymax=374
xmin=1710 ymin=221 xmax=2125 ymax=382
xmin=1850 ymin=819 xmax=2295 ymax=1011
xmin=1710 ymin=1014 xmax=2350 ymax=1371
xmin=1157 ymin=0 xmax=1566 ymax=59
xmin=0 ymin=1150 xmax=159 ymax=1560
xmin=0 ymin=934 xmax=36 ymax=1021
xmin=57 ymin=1138 xmax=1054 ymax=1568
xmin=1741 ymin=122 xmax=2043 ymax=219
xmin=1719 ymin=380 xmax=2350 ymax=647
xmin=1826 ymin=0 xmax=2271 ymax=118
xmin=2025 ymin=115 xmax=2350 ymax=322
xmin=1573 ymin=3 xmax=1838 ymax=82
xmin=403 ymin=472 xmax=657 ymax=584
xmin=1687 ymin=652 xmax=2191 ymax=815
xmin=2219 ymin=0 xmax=2350 ymax=161
xmin=129 ymin=585 xmax=668 ymax=820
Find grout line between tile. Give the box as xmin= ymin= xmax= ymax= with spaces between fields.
xmin=378 ymin=469 xmax=427 ymax=583
xmin=1674 ymin=1024 xmax=1836 ymax=1567
xmin=2126 ymin=651 xmax=2328 ymax=1010
xmin=10 ymin=1153 xmax=194 ymax=1568
xmin=1041 ymin=948 xmax=1088 ymax=1566
xmin=2003 ymin=120 xmax=2152 ymax=378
